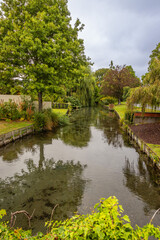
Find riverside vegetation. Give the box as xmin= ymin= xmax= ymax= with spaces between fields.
xmin=0 ymin=99 xmax=70 ymax=134
xmin=1 ymin=197 xmax=160 ymax=239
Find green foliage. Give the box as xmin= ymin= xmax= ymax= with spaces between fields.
xmin=57 ymin=114 xmax=70 ymax=126
xmin=123 ymin=87 xmax=131 ymax=101
xmin=94 ymin=68 xmax=108 ymax=86
xmin=33 ymin=112 xmax=47 ymax=132
xmin=127 ymin=85 xmax=160 ymax=113
xmin=0 ymin=100 xmax=20 ymax=120
xmin=0 ymin=0 xmax=90 ymax=111
xmin=130 ymin=42 xmax=160 ymax=110
xmin=101 ymin=96 xmax=117 ymax=105
xmin=77 ymin=66 xmax=96 ymax=107
xmin=124 ymin=110 xmax=134 ymax=124
xmin=65 ymin=96 xmax=82 ymax=109
xmin=101 ymin=64 xmax=140 ymax=104
xmin=0 ymin=197 xmax=160 ymax=239
xmin=33 ymin=108 xmax=69 ymax=131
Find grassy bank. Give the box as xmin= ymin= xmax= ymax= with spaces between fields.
xmin=114 ymin=102 xmax=127 ymax=119
xmin=147 ymin=144 xmax=160 ymax=158
xmin=0 ymin=109 xmax=68 ymax=135
xmin=52 ymin=109 xmax=68 ymax=115
xmin=114 ymin=103 xmax=160 ymax=158
xmin=0 ymin=121 xmax=33 ymax=135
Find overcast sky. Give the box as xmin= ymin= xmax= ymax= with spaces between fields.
xmin=68 ymin=0 xmax=160 ymax=78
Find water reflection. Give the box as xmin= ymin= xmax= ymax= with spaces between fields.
xmin=0 ymin=154 xmax=87 ymax=233
xmin=1 ymin=108 xmax=160 ymax=233
xmin=123 ymin=156 xmax=160 ymax=215
xmin=57 ymin=108 xmax=99 ymax=148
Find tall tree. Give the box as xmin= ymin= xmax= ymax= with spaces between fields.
xmin=128 ymin=42 xmax=160 ymax=111
xmin=101 ymin=65 xmax=140 ymax=104
xmin=0 ymin=0 xmax=89 ymax=111
xmin=143 ymin=42 xmax=160 ymax=85
xmin=94 ymin=68 xmax=108 ymax=87
xmin=77 ymin=66 xmax=95 ymax=107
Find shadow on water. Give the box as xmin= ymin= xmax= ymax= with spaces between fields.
xmin=0 ymin=142 xmax=87 ymax=234
xmin=1 ymin=107 xmax=160 ymax=233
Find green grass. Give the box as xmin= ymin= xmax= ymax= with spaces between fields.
xmin=52 ymin=109 xmax=68 ymax=115
xmin=147 ymin=144 xmax=160 ymax=157
xmin=114 ymin=102 xmax=160 ymax=120
xmin=114 ymin=102 xmax=127 ymax=119
xmin=114 ymin=103 xmax=160 ymax=158
xmin=0 ymin=121 xmax=33 ymax=135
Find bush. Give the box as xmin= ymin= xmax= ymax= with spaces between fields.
xmin=65 ymin=96 xmax=82 ymax=109
xmin=1 ymin=197 xmax=160 ymax=239
xmin=124 ymin=110 xmax=134 ymax=124
xmin=101 ymin=96 xmax=117 ymax=105
xmin=33 ymin=109 xmax=69 ymax=131
xmin=33 ymin=112 xmax=47 ymax=131
xmin=0 ymin=100 xmax=21 ymax=120
xmin=20 ymin=97 xmax=35 ymax=120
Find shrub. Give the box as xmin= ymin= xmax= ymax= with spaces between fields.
xmin=33 ymin=112 xmax=47 ymax=131
xmin=20 ymin=97 xmax=35 ymax=120
xmin=33 ymin=109 xmax=69 ymax=131
xmin=0 ymin=100 xmax=21 ymax=120
xmin=124 ymin=110 xmax=134 ymax=124
xmin=0 ymin=197 xmax=160 ymax=239
xmin=65 ymin=96 xmax=82 ymax=109
xmin=101 ymin=96 xmax=117 ymax=105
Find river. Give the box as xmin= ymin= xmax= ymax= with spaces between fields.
xmin=0 ymin=108 xmax=160 ymax=234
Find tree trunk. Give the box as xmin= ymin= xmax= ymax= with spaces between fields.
xmin=38 ymin=91 xmax=43 ymax=112
xmin=118 ymin=99 xmax=121 ymax=105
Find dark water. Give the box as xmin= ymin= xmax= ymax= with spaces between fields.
xmin=0 ymin=108 xmax=160 ymax=234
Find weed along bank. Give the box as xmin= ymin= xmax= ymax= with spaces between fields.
xmin=1 ymin=108 xmax=160 ymax=239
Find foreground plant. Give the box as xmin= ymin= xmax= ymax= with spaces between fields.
xmin=0 ymin=196 xmax=160 ymax=239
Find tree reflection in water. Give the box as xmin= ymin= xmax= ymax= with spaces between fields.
xmin=0 ymin=153 xmax=87 ymax=234
xmin=123 ymin=155 xmax=160 ymax=215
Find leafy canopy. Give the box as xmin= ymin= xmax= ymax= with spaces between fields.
xmin=128 ymin=42 xmax=160 ymax=111
xmin=101 ymin=64 xmax=140 ymax=103
xmin=0 ymin=0 xmax=89 ymax=110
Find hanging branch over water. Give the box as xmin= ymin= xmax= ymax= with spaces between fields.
xmin=47 ymin=204 xmax=59 ymax=233
xmin=10 ymin=209 xmax=35 ymax=228
xmin=150 ymin=208 xmax=160 ymax=224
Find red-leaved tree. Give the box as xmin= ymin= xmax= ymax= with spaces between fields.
xmin=101 ymin=65 xmax=140 ymax=104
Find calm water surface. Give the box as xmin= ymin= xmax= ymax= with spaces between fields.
xmin=0 ymin=108 xmax=160 ymax=234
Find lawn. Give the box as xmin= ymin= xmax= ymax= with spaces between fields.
xmin=0 ymin=121 xmax=33 ymax=135
xmin=114 ymin=103 xmax=160 ymax=159
xmin=114 ymin=102 xmax=160 ymax=120
xmin=114 ymin=102 xmax=127 ymax=119
xmin=52 ymin=109 xmax=68 ymax=115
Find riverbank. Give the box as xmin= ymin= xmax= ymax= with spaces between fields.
xmin=0 ymin=109 xmax=68 ymax=148
xmin=114 ymin=104 xmax=160 ymax=167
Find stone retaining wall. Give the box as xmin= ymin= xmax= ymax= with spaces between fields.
xmin=0 ymin=95 xmax=52 ymax=110
xmin=0 ymin=125 xmax=34 ymax=147
xmin=126 ymin=125 xmax=160 ymax=169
